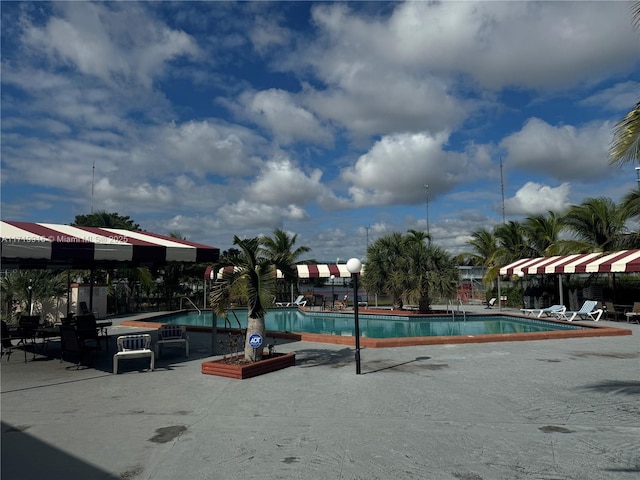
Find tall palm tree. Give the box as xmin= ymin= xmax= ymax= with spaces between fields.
xmin=261 ymin=228 xmax=312 ymax=303
xmin=563 ymin=197 xmax=630 ymax=251
xmin=361 ymin=232 xmax=406 ymax=309
xmin=362 ymin=231 xmax=458 ymax=312
xmin=608 ymin=2 xmax=640 ymax=165
xmin=209 ymin=236 xmax=276 ymax=361
xmin=403 ymin=238 xmax=458 ymax=311
xmin=619 ymin=189 xmax=640 ymax=249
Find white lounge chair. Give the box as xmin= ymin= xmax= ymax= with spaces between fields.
xmin=485 ymin=298 xmax=496 ymax=309
xmin=555 ymin=300 xmax=603 ymax=322
xmin=276 ymin=295 xmax=307 ymax=307
xmin=113 ymin=334 xmax=154 ymax=374
xmin=521 ymin=305 xmax=565 ymax=318
xmin=155 ymin=325 xmax=189 ymax=359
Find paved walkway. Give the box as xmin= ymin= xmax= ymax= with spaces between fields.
xmin=1 ymin=309 xmax=638 ymax=480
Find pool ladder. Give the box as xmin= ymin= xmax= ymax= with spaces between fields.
xmin=448 ymin=299 xmax=466 ymax=321
xmin=180 ymin=296 xmax=201 ymax=315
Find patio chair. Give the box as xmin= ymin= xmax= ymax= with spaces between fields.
xmin=520 ymin=305 xmax=565 ymax=318
xmin=604 ymin=302 xmax=623 ymax=322
xmin=75 ymin=314 xmax=103 ymax=351
xmin=16 ymin=315 xmax=41 ymax=362
xmin=485 ymin=298 xmax=497 ymax=309
xmin=60 ymin=325 xmax=91 ymax=367
xmin=555 ymin=300 xmax=602 ymax=322
xmin=155 ymin=325 xmax=189 ymax=359
xmin=624 ymin=302 xmax=640 ymax=324
xmin=113 ymin=334 xmax=154 ymax=374
xmin=1 ymin=320 xmax=14 ymax=362
xmin=334 ymin=295 xmax=348 ymax=310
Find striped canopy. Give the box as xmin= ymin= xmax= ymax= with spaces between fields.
xmin=499 ymin=249 xmax=640 ymax=276
xmin=1 ymin=221 xmax=219 ymax=269
xmin=206 ymin=263 xmax=363 ymax=280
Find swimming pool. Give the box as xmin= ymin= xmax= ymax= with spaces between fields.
xmin=122 ymin=307 xmax=632 ymax=348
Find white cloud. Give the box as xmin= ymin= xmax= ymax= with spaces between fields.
xmin=22 ymin=3 xmax=200 ymax=88
xmin=504 ymin=182 xmax=571 ymax=216
xmin=500 ymin=118 xmax=613 ymax=181
xmin=130 ymin=120 xmax=266 ymax=179
xmin=235 ymin=89 xmax=333 ymax=145
xmin=248 ymin=155 xmax=324 ymax=206
xmin=580 ymin=81 xmax=640 ymax=112
xmin=341 ymin=132 xmax=475 ymax=206
xmin=304 ymin=2 xmax=637 ymax=91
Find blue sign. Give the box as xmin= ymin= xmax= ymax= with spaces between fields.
xmin=248 ymin=333 xmax=263 ymax=348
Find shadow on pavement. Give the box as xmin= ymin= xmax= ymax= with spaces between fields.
xmin=1 ymin=421 xmax=121 ymax=480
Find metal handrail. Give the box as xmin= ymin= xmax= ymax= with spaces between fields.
xmin=180 ymin=297 xmax=201 ymax=315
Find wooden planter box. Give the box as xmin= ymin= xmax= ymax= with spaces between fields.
xmin=201 ymin=352 xmax=296 ymax=379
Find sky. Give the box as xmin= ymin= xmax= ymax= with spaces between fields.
xmin=1 ymin=1 xmax=639 ymax=263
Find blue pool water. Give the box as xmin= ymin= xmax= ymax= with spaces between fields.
xmin=150 ymin=309 xmax=587 ymax=339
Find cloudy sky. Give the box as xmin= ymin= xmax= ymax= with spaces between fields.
xmin=1 ymin=1 xmax=639 ymax=262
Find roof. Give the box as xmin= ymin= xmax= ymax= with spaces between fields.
xmin=499 ymin=249 xmax=640 ymax=276
xmin=205 ymin=263 xmax=363 ymax=280
xmin=1 ymin=221 xmax=219 ymax=269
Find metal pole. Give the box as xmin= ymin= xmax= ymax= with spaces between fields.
xmin=353 ymin=272 xmax=361 ymax=375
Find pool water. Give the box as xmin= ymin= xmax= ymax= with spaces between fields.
xmin=151 ymin=309 xmax=587 ymax=339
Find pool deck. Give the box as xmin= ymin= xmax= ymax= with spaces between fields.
xmin=1 ymin=304 xmax=639 ymax=479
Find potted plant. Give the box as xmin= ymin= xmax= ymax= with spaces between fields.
xmin=202 ymin=236 xmax=295 ymax=379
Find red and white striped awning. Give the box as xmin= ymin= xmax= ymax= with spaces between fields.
xmin=205 ymin=263 xmax=362 ymax=280
xmin=499 ymin=249 xmax=640 ymax=276
xmin=1 ymin=221 xmax=219 ymax=269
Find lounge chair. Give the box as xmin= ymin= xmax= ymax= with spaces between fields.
xmin=275 ymin=295 xmax=307 ymax=307
xmin=485 ymin=298 xmax=497 ymax=309
xmin=555 ymin=300 xmax=603 ymax=322
xmin=624 ymin=302 xmax=640 ymax=324
xmin=521 ymin=305 xmax=565 ymax=318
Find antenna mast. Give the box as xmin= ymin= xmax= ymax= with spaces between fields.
xmin=91 ymin=160 xmax=95 ymax=213
xmin=500 ymin=158 xmax=505 ymax=224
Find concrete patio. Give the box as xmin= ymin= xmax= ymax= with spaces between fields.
xmin=1 ymin=309 xmax=638 ymax=480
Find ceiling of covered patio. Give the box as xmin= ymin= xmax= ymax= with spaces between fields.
xmin=1 ymin=221 xmax=219 ymax=270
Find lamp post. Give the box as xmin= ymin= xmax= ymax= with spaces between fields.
xmin=330 ymin=274 xmax=335 ymax=310
xmin=28 ymin=278 xmax=34 ymax=316
xmin=517 ymin=271 xmax=525 ymax=308
xmin=346 ymin=258 xmax=362 ymax=375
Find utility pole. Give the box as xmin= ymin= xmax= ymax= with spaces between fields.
xmin=425 ymin=184 xmax=430 ymax=242
xmin=500 ymin=158 xmax=505 ymax=224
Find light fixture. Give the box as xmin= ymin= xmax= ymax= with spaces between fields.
xmin=346 ymin=258 xmax=363 ymax=374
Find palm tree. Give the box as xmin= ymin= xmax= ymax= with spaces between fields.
xmin=362 ymin=231 xmax=458 ymax=312
xmin=608 ymin=2 xmax=640 ymax=165
xmin=209 ymin=236 xmax=276 ymax=361
xmin=619 ymin=189 xmax=640 ymax=249
xmin=261 ymin=228 xmax=312 ymax=304
xmin=403 ymin=238 xmax=458 ymax=311
xmin=361 ymin=232 xmax=406 ymax=309
xmin=563 ymin=197 xmax=630 ymax=251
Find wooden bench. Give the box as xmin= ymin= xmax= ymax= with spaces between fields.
xmin=113 ymin=334 xmax=154 ymax=374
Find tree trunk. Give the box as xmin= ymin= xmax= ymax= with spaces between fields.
xmin=244 ymin=314 xmax=266 ymax=362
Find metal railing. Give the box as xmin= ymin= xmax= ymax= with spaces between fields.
xmin=180 ymin=297 xmax=201 ymax=315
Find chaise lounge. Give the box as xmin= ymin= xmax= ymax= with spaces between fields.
xmin=554 ymin=300 xmax=603 ymax=322
xmin=521 ymin=304 xmax=565 ymax=318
